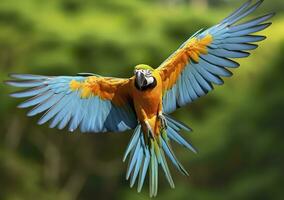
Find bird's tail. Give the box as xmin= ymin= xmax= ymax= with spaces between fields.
xmin=123 ymin=114 xmax=197 ymax=197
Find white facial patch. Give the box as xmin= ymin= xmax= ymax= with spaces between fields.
xmin=134 ymin=69 xmax=151 ymax=76
xmin=145 ymin=76 xmax=154 ymax=85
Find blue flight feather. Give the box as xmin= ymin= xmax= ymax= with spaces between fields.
xmin=200 ymin=54 xmax=239 ymax=68
xmin=227 ymin=0 xmax=264 ymax=25
xmin=27 ymin=93 xmax=64 ymax=116
xmin=221 ymin=0 xmax=252 ymax=23
xmin=38 ymin=94 xmax=73 ymax=125
xmin=199 ymin=58 xmax=233 ymax=77
xmin=209 ymin=48 xmax=250 ymax=58
xmin=229 ymin=13 xmax=275 ymax=33
xmin=10 ymin=86 xmax=50 ymax=98
xmin=6 ymin=80 xmax=44 ymax=88
xmin=137 ymin=149 xmax=150 ymax=192
xmin=188 ymin=70 xmax=205 ymax=97
xmin=18 ymin=91 xmax=54 ymax=108
xmin=230 ymin=23 xmax=271 ymax=37
xmin=9 ymin=73 xmax=47 ymax=80
xmin=191 ymin=67 xmax=214 ymax=91
xmin=221 ymin=35 xmax=266 ymax=44
xmin=220 ymin=43 xmax=258 ymax=51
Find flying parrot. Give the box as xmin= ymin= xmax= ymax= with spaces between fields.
xmin=6 ymin=0 xmax=274 ymax=197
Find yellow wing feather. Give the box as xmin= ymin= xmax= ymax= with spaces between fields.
xmin=69 ymin=76 xmax=131 ymax=106
xmin=157 ymin=34 xmax=213 ymax=92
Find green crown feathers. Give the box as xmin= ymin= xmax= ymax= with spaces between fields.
xmin=135 ymin=64 xmax=154 ymax=71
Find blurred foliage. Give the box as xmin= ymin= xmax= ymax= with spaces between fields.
xmin=1 ymin=0 xmax=284 ymax=200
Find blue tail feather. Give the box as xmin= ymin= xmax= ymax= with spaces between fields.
xmin=123 ymin=115 xmax=196 ymax=197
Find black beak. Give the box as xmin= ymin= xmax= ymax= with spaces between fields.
xmin=135 ymin=71 xmax=146 ymax=89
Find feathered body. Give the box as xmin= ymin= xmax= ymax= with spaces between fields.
xmin=132 ymin=70 xmax=163 ymax=136
xmin=6 ymin=0 xmax=274 ymax=197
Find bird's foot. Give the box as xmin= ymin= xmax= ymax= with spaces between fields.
xmin=145 ymin=120 xmax=155 ymax=139
xmin=158 ymin=113 xmax=167 ymax=130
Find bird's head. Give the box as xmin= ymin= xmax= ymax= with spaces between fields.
xmin=134 ymin=64 xmax=156 ymax=90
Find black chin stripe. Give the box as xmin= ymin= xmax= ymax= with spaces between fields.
xmin=135 ymin=78 xmax=157 ymax=91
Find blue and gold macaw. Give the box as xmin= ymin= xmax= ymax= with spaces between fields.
xmin=6 ymin=0 xmax=273 ymax=197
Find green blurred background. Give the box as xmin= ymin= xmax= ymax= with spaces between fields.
xmin=1 ymin=0 xmax=284 ymax=199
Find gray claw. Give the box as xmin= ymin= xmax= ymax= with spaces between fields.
xmin=158 ymin=114 xmax=167 ymax=130
xmin=145 ymin=120 xmax=155 ymax=138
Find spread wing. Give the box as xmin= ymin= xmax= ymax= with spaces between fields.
xmin=6 ymin=74 xmax=137 ymax=133
xmin=157 ymin=0 xmax=274 ymax=113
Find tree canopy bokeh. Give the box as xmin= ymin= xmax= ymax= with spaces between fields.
xmin=1 ymin=0 xmax=284 ymax=199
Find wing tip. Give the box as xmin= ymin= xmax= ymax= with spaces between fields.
xmin=9 ymin=92 xmax=18 ymax=98
xmin=264 ymin=22 xmax=273 ymax=27
xmin=27 ymin=111 xmax=36 ymax=117
xmin=266 ymin=12 xmax=276 ymax=19
xmin=255 ymin=0 xmax=264 ymax=7
xmin=8 ymin=73 xmax=23 ymax=80
xmin=17 ymin=103 xmax=27 ymax=109
xmin=4 ymin=80 xmax=15 ymax=86
xmin=188 ymin=144 xmax=198 ymax=154
xmin=37 ymin=120 xmax=45 ymax=125
xmin=8 ymin=73 xmax=19 ymax=79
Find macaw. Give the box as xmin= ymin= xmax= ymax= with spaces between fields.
xmin=6 ymin=0 xmax=273 ymax=197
